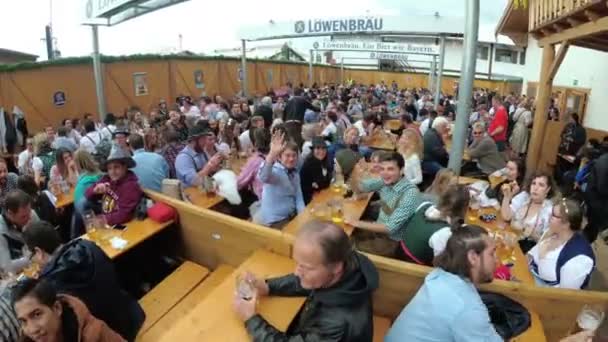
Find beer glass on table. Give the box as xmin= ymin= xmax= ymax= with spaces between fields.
xmin=570 ymin=304 xmax=605 ymax=336
xmin=468 ymin=197 xmax=480 ymax=223
xmin=83 ymin=210 xmax=99 ymax=241
xmin=235 ymin=273 xmax=257 ymax=301
xmin=330 ymin=199 xmax=344 ymax=224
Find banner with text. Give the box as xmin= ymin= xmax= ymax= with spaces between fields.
xmin=313 ymin=40 xmax=438 ymax=55
xmin=238 ymin=15 xmax=463 ymax=41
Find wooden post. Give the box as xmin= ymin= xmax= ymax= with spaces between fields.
xmin=168 ymin=60 xmax=176 ymax=104
xmin=526 ymin=44 xmax=556 ymax=174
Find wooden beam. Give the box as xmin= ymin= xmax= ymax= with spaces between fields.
xmin=540 ymin=15 xmax=608 ymax=46
xmin=584 ymin=10 xmax=601 ymax=21
xmin=553 ymin=23 xmax=566 ymax=32
xmin=574 ymin=39 xmax=608 ymax=51
xmin=566 ymin=17 xmax=583 ymax=27
xmin=547 ymin=41 xmax=570 ymax=81
xmin=526 ymin=44 xmax=556 ymax=174
xmin=541 ymin=28 xmax=554 ymax=36
xmin=509 ymin=32 xmax=530 ymax=46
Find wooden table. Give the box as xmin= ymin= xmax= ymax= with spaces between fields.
xmin=55 ymin=187 xmax=75 ymax=208
xmin=384 ymin=119 xmax=402 ymax=131
xmin=283 ymin=188 xmax=372 ymax=237
xmin=157 ymin=250 xmax=306 ymax=341
xmin=367 ymin=134 xmax=396 ymax=151
xmin=183 ymin=187 xmax=226 ymax=209
xmin=182 ymin=156 xmax=248 ymax=209
xmin=467 ymin=207 xmax=547 ymax=342
xmin=458 ymin=175 xmax=506 ymax=189
xmin=82 ymin=218 xmax=174 ymax=259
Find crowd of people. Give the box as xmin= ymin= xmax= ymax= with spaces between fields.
xmin=0 ymin=79 xmax=606 ymax=341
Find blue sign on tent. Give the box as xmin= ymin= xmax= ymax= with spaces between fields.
xmin=53 ymin=91 xmax=66 ymax=107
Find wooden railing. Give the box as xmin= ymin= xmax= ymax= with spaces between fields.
xmin=529 ymin=0 xmax=596 ymax=31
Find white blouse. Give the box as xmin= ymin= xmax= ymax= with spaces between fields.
xmin=509 ymin=192 xmax=553 ymax=238
xmin=528 ymin=239 xmax=594 ymax=289
xmin=402 ymin=153 xmax=422 ymax=185
xmin=321 ymin=122 xmax=337 ymax=137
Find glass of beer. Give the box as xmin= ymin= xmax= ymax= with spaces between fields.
xmin=468 ymin=197 xmax=480 ymax=222
xmin=310 ymin=204 xmax=329 ymax=221
xmin=575 ymin=304 xmax=605 ymax=333
xmin=330 ymin=200 xmax=344 ymax=224
xmin=203 ymin=176 xmax=216 ymax=197
xmin=501 ymin=231 xmax=517 ymax=263
xmin=235 ymin=273 xmax=256 ymax=301
xmin=83 ymin=210 xmax=99 ymax=241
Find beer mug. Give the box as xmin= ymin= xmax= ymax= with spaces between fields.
xmin=235 ymin=273 xmax=256 ymax=301
xmin=575 ymin=304 xmax=604 ymax=332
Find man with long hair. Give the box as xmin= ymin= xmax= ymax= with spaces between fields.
xmin=386 ymin=224 xmax=502 ymax=341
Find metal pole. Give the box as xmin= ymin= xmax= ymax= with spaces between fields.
xmin=488 ymin=43 xmax=494 ymax=80
xmin=240 ymin=39 xmax=248 ymax=97
xmin=309 ymin=49 xmax=313 ymax=87
xmin=91 ymin=25 xmax=107 ymax=121
xmin=429 ymin=57 xmax=436 ymax=91
xmin=434 ymin=35 xmax=446 ymax=108
xmin=449 ymin=0 xmax=479 ymax=174
xmin=341 ymin=58 xmax=344 ymax=84
xmin=45 ymin=25 xmax=54 ymax=60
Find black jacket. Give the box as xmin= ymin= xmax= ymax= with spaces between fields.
xmin=245 ymin=252 xmax=379 ymax=342
xmin=558 ymin=123 xmax=586 ymax=156
xmin=284 ymin=96 xmax=319 ymax=122
xmin=39 ymin=239 xmax=145 ymax=341
xmin=423 ymin=128 xmax=449 ymax=167
xmin=300 ymin=156 xmax=332 ymax=204
xmin=585 ymin=152 xmax=608 ymax=208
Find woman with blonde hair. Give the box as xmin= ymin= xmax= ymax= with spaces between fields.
xmin=397 ymin=128 xmax=423 ymax=185
xmin=423 ymin=168 xmax=456 ymax=204
xmin=72 ymin=149 xmax=102 ymax=201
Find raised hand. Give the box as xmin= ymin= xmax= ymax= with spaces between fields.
xmin=269 ymin=131 xmax=286 ymax=158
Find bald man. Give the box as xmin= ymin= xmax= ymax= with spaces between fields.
xmin=233 ymin=220 xmax=379 ymax=341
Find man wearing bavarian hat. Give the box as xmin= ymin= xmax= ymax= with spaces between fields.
xmin=72 ymin=146 xmax=143 ymax=236
xmin=112 ymin=126 xmax=131 ymax=154
xmin=175 ymin=125 xmax=223 ymax=187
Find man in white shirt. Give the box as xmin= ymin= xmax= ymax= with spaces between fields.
xmin=420 ymin=110 xmax=438 ymax=137
xmin=239 ymin=116 xmax=265 ymax=154
xmin=100 ymin=113 xmax=117 ymax=141
xmin=80 ymin=119 xmax=102 ymax=154
xmin=181 ymin=97 xmax=201 ymax=120
xmin=18 ymin=138 xmax=34 ymax=174
xmin=353 ymin=113 xmax=376 ymax=138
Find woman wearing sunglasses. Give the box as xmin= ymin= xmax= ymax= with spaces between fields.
xmin=527 ymin=198 xmax=595 ymax=289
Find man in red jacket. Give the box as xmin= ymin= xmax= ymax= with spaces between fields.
xmin=72 ymin=146 xmax=143 ymax=237
xmin=488 ymin=97 xmax=508 ymax=152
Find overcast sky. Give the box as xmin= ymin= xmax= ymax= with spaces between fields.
xmin=0 ymin=0 xmax=507 ymax=60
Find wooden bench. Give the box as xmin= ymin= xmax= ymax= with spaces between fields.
xmin=373 ymin=315 xmax=391 ymax=342
xmin=138 ymin=264 xmax=236 ymax=341
xmin=138 ymin=261 xmax=210 ymax=336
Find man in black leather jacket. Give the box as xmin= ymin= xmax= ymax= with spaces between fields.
xmin=233 ymin=220 xmax=379 ymax=341
xmin=22 ymin=220 xmax=145 ymax=341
